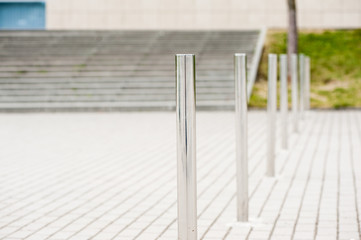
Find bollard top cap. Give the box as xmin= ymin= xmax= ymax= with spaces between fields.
xmin=175 ymin=54 xmax=195 ymax=57
xmin=234 ymin=53 xmax=246 ymax=57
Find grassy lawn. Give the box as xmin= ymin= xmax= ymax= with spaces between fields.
xmin=249 ymin=29 xmax=361 ymax=109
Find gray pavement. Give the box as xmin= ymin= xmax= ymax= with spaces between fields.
xmin=0 ymin=111 xmax=360 ymax=240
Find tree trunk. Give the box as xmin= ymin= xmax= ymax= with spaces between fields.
xmin=287 ymin=0 xmax=298 ymax=83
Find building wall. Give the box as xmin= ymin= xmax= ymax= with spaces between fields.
xmin=47 ymin=0 xmax=361 ymax=29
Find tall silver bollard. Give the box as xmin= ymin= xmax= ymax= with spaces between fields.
xmin=267 ymin=54 xmax=277 ymax=177
xmin=234 ymin=54 xmax=248 ymax=222
xmin=176 ymin=54 xmax=197 ymax=240
xmin=299 ymin=54 xmax=305 ymax=119
xmin=305 ymin=56 xmax=311 ymax=110
xmin=291 ymin=54 xmax=298 ymax=133
xmin=280 ymin=54 xmax=288 ymax=149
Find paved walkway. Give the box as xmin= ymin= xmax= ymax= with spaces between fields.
xmin=0 ymin=111 xmax=360 ymax=240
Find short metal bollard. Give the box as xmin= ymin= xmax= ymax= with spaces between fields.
xmin=305 ymin=56 xmax=311 ymax=110
xmin=234 ymin=53 xmax=248 ymax=222
xmin=280 ymin=54 xmax=288 ymax=150
xmin=176 ymin=54 xmax=197 ymax=240
xmin=291 ymin=54 xmax=298 ymax=133
xmin=299 ymin=54 xmax=305 ymax=119
xmin=267 ymin=54 xmax=277 ymax=177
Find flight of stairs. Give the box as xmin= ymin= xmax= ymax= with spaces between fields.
xmin=0 ymin=30 xmax=261 ymax=111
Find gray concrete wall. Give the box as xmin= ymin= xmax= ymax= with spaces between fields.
xmin=46 ymin=0 xmax=361 ymax=29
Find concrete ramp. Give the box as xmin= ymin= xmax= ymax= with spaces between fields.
xmin=0 ymin=30 xmax=265 ymax=111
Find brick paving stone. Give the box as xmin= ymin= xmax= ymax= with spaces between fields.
xmin=0 ymin=111 xmax=360 ymax=239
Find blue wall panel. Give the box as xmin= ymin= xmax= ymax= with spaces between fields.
xmin=0 ymin=2 xmax=45 ymax=30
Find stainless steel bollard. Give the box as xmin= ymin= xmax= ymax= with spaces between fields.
xmin=176 ymin=54 xmax=197 ymax=240
xmin=234 ymin=53 xmax=248 ymax=222
xmin=299 ymin=54 xmax=305 ymax=119
xmin=267 ymin=54 xmax=277 ymax=177
xmin=291 ymin=54 xmax=298 ymax=133
xmin=280 ymin=54 xmax=288 ymax=150
xmin=305 ymin=56 xmax=311 ymax=110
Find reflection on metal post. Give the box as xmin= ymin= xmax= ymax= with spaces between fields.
xmin=267 ymin=54 xmax=277 ymax=177
xmin=291 ymin=54 xmax=298 ymax=133
xmin=176 ymin=54 xmax=197 ymax=240
xmin=305 ymin=56 xmax=311 ymax=110
xmin=280 ymin=54 xmax=288 ymax=150
xmin=299 ymin=54 xmax=305 ymax=119
xmin=234 ymin=53 xmax=248 ymax=222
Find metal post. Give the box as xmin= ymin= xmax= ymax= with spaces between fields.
xmin=291 ymin=54 xmax=298 ymax=133
xmin=234 ymin=53 xmax=248 ymax=222
xmin=267 ymin=54 xmax=277 ymax=177
xmin=176 ymin=54 xmax=197 ymax=240
xmin=280 ymin=54 xmax=288 ymax=149
xmin=299 ymin=54 xmax=305 ymax=119
xmin=305 ymin=56 xmax=311 ymax=110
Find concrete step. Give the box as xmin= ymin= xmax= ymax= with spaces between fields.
xmin=0 ymin=100 xmax=235 ymax=112
xmin=0 ymin=82 xmax=234 ymax=90
xmin=0 ymin=88 xmax=234 ymax=96
xmin=0 ymin=30 xmax=264 ymax=111
xmin=0 ymin=77 xmax=233 ymax=83
xmin=0 ymin=94 xmax=234 ymax=102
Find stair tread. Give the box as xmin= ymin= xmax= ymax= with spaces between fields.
xmin=0 ymin=30 xmax=262 ymax=111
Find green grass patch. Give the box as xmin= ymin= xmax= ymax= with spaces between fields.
xmin=249 ymin=29 xmax=361 ymax=109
